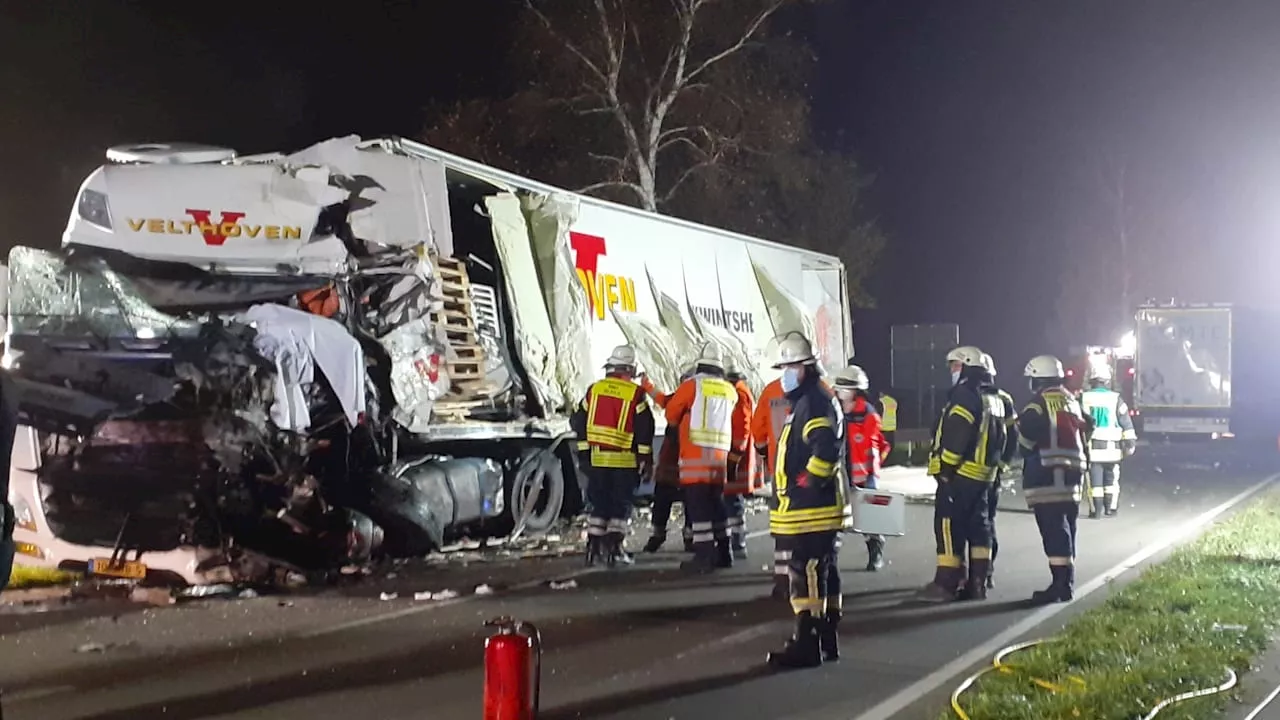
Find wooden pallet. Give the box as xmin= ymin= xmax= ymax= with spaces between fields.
xmin=431 ymin=255 xmax=488 ymax=393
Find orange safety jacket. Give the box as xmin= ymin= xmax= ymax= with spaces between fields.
xmin=724 ymin=379 xmax=761 ymax=496
xmin=570 ymin=375 xmax=655 ymax=470
xmin=665 ymin=373 xmax=742 ymax=485
xmin=846 ymin=396 xmax=890 ymax=487
xmin=751 ymin=377 xmax=831 ymax=484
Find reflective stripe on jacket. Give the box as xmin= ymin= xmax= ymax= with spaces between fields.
xmin=725 ymin=379 xmax=761 ymax=496
xmin=846 ymin=397 xmax=890 ymax=486
xmin=768 ymin=375 xmax=852 ymax=535
xmin=666 ymin=373 xmax=739 ymax=485
xmin=1018 ymin=386 xmax=1089 ymax=506
xmin=570 ymin=376 xmax=655 ymax=470
xmin=927 ymin=382 xmax=1009 ymax=482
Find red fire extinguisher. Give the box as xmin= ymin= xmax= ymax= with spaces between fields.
xmin=483 ymin=616 xmax=543 ymax=720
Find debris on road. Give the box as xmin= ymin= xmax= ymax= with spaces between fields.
xmin=379 ymin=592 xmax=399 ymax=601
xmin=548 ymin=579 xmax=578 ymax=591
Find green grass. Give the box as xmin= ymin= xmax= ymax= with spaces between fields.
xmin=944 ymin=489 xmax=1280 ymax=720
xmin=7 ymin=564 xmax=81 ymax=589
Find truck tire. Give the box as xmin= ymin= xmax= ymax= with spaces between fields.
xmin=509 ymin=446 xmax=566 ymax=537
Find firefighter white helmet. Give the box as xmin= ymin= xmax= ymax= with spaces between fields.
xmin=946 ymin=345 xmax=985 ymax=368
xmin=773 ymin=333 xmax=817 ymax=368
xmin=604 ymin=345 xmax=638 ymax=369
xmin=833 ymin=365 xmax=870 ymax=391
xmin=696 ymin=342 xmax=724 ymax=371
xmin=1024 ymin=355 xmax=1065 ymax=379
xmin=1087 ymin=362 xmax=1113 ymax=382
xmin=981 ymin=353 xmax=997 ymax=376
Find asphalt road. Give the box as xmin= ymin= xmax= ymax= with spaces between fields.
xmin=1 ymin=442 xmax=1276 ymax=720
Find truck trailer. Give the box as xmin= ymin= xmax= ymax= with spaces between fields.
xmin=4 ymin=136 xmax=851 ymax=586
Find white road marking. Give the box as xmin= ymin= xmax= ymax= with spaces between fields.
xmin=302 ymin=527 xmax=775 ymax=638
xmin=1244 ymin=681 xmax=1280 ymax=720
xmin=849 ymin=472 xmax=1279 ymax=720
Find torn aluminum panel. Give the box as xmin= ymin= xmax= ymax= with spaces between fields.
xmin=523 ymin=192 xmax=592 ymax=408
xmin=379 ymin=317 xmax=450 ymax=433
xmin=484 ymin=193 xmax=561 ymax=413
xmin=753 ymin=259 xmax=817 ymax=358
xmin=287 ymin=135 xmax=455 ymax=257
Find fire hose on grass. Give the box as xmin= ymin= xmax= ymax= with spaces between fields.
xmin=950 ymin=637 xmax=1239 ymax=720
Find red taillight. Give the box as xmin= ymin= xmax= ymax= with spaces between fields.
xmin=1066 ymin=369 xmax=1074 ymax=376
xmin=1128 ymin=367 xmax=1135 ymax=376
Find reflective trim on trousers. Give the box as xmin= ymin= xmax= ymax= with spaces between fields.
xmin=605 ymin=518 xmax=630 ymax=535
xmin=691 ymin=520 xmax=715 ymax=543
xmin=774 ymin=549 xmax=792 ymax=577
xmin=587 ymin=515 xmax=608 ymax=537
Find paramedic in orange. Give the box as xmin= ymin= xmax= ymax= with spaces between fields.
xmin=570 ymin=345 xmax=655 ymax=568
xmin=833 ymin=366 xmax=891 ymax=572
xmin=641 ymin=367 xmax=696 ymax=554
xmin=665 ymin=343 xmax=743 ymax=572
xmin=723 ymin=359 xmax=759 ymax=560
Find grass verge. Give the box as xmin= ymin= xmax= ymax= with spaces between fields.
xmin=7 ymin=564 xmax=81 ymax=590
xmin=944 ymin=487 xmax=1280 ymax=720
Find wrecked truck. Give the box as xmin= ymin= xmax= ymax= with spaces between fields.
xmin=5 ymin=136 xmax=852 ymax=586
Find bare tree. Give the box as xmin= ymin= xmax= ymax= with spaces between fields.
xmin=513 ymin=0 xmax=792 ymax=211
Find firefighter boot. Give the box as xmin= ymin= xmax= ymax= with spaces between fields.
xmin=767 ymin=611 xmax=823 ymax=669
xmin=1031 ymin=565 xmax=1075 ymax=604
xmin=917 ymin=568 xmax=963 ymax=603
xmin=771 ymin=574 xmax=790 ymax=601
xmin=642 ymin=530 xmax=666 ymax=554
xmin=585 ymin=536 xmax=604 ymax=567
xmin=986 ymin=561 xmax=996 ymax=590
xmin=715 ymin=538 xmax=734 ymax=569
xmin=865 ymin=537 xmax=886 ymax=572
xmin=680 ymin=542 xmax=717 ymax=574
xmin=607 ymin=534 xmax=634 ymax=568
xmin=1090 ymin=497 xmax=1103 ymax=520
xmin=732 ymin=531 xmax=749 ymax=561
xmin=960 ymin=559 xmax=990 ymax=601
xmin=819 ymin=610 xmax=841 ymax=662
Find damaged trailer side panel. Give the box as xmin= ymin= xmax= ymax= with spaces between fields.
xmin=7 ymin=135 xmax=849 ymax=586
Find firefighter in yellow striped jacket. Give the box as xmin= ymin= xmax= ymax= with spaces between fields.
xmin=918 ymin=345 xmax=1009 ymax=603
xmin=570 ymin=345 xmax=656 ymax=568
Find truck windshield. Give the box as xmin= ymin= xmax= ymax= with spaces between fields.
xmin=7 ymin=246 xmax=197 ymax=339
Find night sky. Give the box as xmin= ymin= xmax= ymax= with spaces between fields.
xmin=4 ymin=0 xmax=1280 ymax=388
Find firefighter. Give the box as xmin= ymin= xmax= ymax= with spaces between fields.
xmin=665 ymin=344 xmax=745 ymax=572
xmin=723 ymin=359 xmax=759 ymax=560
xmin=918 ymin=345 xmax=1009 ymax=603
xmin=641 ymin=367 xmax=696 ymax=553
xmin=1018 ymin=355 xmax=1091 ymax=604
xmin=1080 ymin=363 xmax=1137 ymax=519
xmin=766 ymin=334 xmax=850 ymax=669
xmin=879 ymin=390 xmax=899 ymax=461
xmin=981 ymin=353 xmax=1020 ymax=589
xmin=570 ymin=345 xmax=656 ymax=568
xmin=833 ymin=365 xmax=890 ymax=571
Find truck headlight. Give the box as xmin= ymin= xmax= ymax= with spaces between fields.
xmin=77 ymin=189 xmax=113 ymax=229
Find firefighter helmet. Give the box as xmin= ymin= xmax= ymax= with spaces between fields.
xmin=604 ymin=345 xmax=638 ymax=369
xmin=946 ymin=346 xmax=985 ymax=367
xmin=833 ymin=365 xmax=870 ymax=391
xmin=981 ymin=352 xmax=997 ymax=376
xmin=1087 ymin=361 xmax=1113 ymax=382
xmin=1024 ymin=354 xmax=1065 ymax=379
xmin=696 ymin=342 xmax=724 ymax=371
xmin=773 ymin=332 xmax=817 ymax=368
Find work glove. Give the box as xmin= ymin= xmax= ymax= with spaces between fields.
xmin=1121 ymin=440 xmax=1137 ymax=457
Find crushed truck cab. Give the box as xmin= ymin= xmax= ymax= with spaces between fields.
xmin=6 ymin=136 xmax=851 ymax=585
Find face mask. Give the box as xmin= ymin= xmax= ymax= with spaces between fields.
xmin=781 ymin=367 xmax=802 ymax=392
xmin=951 ymin=370 xmax=961 ymax=386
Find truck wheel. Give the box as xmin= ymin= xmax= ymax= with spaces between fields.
xmin=509 ymin=446 xmax=565 ymax=536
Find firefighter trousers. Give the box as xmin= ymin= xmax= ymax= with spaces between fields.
xmin=586 ymin=467 xmax=640 ymax=542
xmin=932 ymin=476 xmax=992 ymax=589
xmin=987 ymin=473 xmax=1002 ymax=571
xmin=683 ymin=483 xmax=728 ymax=548
xmin=1033 ymin=500 xmax=1079 ymax=589
xmin=723 ymin=494 xmax=747 ymax=551
xmin=1087 ymin=462 xmax=1121 ymax=515
xmin=788 ymin=530 xmax=841 ymax=615
xmin=648 ymin=483 xmax=692 ymax=540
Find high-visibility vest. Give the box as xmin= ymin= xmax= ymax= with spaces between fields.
xmin=579 ymin=377 xmax=652 ymax=469
xmin=666 ymin=374 xmax=739 ymax=484
xmin=880 ymin=393 xmax=898 ymax=431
